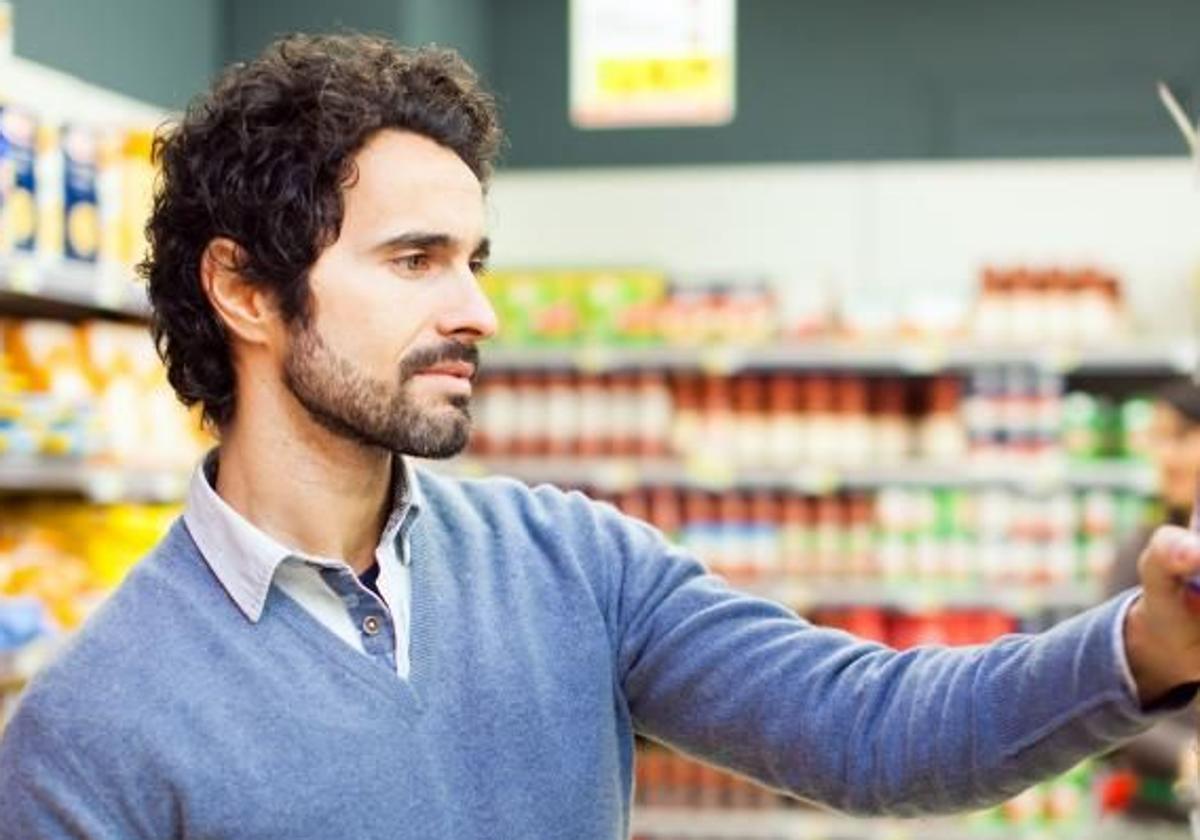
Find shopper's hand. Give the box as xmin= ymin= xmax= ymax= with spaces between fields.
xmin=1125 ymin=524 xmax=1200 ymax=706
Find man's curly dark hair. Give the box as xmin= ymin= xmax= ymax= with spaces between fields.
xmin=140 ymin=33 xmax=503 ymax=429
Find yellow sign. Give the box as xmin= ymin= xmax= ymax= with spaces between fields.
xmin=571 ymin=0 xmax=736 ymax=129
xmin=597 ymin=56 xmax=726 ymax=97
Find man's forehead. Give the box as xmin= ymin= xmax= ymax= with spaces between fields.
xmin=343 ymin=130 xmax=485 ymax=242
xmin=352 ymin=129 xmax=482 ymax=193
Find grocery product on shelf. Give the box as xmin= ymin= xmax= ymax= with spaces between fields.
xmin=61 ymin=123 xmax=100 ymax=263
xmin=485 ymin=269 xmax=783 ymax=346
xmin=635 ymin=740 xmax=779 ymax=810
xmin=118 ymin=129 xmax=155 ymax=270
xmin=811 ymin=605 xmax=1018 ymax=647
xmin=0 ymin=103 xmax=37 ymax=255
xmin=472 ymin=368 xmax=1153 ymax=471
xmin=0 ymin=498 xmax=175 ymax=626
xmin=592 ymin=484 xmax=1144 ymax=592
xmin=1062 ymin=391 xmax=1156 ymax=462
xmin=0 ymin=51 xmax=181 ymax=733
xmin=0 ymin=91 xmax=158 ymax=276
xmin=656 ymin=281 xmax=778 ymax=346
xmin=0 ymin=318 xmax=208 ymax=466
xmin=973 ymin=267 xmax=1129 ymax=345
xmin=962 ymin=367 xmax=1061 ymax=463
xmin=0 ymin=498 xmax=179 ymax=725
xmin=633 ymin=739 xmax=1097 ymax=835
xmin=482 ymin=265 xmax=1134 ymax=348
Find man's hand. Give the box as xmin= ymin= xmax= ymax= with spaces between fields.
xmin=1126 ymin=525 xmax=1200 ymax=706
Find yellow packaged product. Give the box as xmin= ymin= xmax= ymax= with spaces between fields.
xmin=0 ymin=105 xmax=37 ymax=254
xmin=120 ymin=128 xmax=155 ymax=269
xmin=5 ymin=319 xmax=90 ymax=399
xmin=34 ymin=123 xmax=62 ymax=261
xmin=97 ymin=131 xmax=124 ymax=270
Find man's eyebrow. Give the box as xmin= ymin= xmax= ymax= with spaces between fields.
xmin=371 ymin=232 xmax=490 ymax=257
xmin=371 ymin=232 xmax=454 ymax=253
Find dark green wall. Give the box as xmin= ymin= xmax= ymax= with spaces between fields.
xmin=398 ymin=0 xmax=492 ymax=81
xmin=222 ymin=0 xmax=491 ymax=85
xmin=11 ymin=0 xmax=490 ymax=110
xmin=11 ymin=0 xmax=223 ymax=109
xmin=493 ymin=0 xmax=1200 ymax=167
xmin=12 ymin=1 xmax=1200 ymax=164
xmin=222 ymin=0 xmax=402 ymax=66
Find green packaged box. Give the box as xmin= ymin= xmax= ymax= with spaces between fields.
xmin=484 ymin=269 xmax=583 ymax=346
xmin=579 ymin=269 xmax=666 ymax=345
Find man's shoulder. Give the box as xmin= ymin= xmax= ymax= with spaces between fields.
xmin=411 ymin=465 xmax=620 ymax=538
xmin=411 ymin=464 xmax=670 ymax=576
xmin=14 ymin=520 xmax=218 ymax=719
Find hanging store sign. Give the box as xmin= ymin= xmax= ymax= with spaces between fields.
xmin=569 ymin=0 xmax=736 ymax=129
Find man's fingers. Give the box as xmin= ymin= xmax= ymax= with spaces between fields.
xmin=1190 ymin=476 xmax=1200 ymax=532
xmin=1140 ymin=525 xmax=1200 ymax=585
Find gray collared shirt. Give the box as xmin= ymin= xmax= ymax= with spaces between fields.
xmin=183 ymin=450 xmax=421 ymax=678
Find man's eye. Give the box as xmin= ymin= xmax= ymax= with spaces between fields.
xmin=399 ymin=254 xmax=429 ymax=272
xmin=469 ymin=259 xmax=487 ymax=276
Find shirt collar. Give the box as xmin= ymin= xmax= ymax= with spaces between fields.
xmin=385 ymin=454 xmax=424 ymax=551
xmin=183 ymin=448 xmax=422 ymax=623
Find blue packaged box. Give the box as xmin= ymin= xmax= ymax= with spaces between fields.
xmin=0 ymin=106 xmax=37 ymax=253
xmin=62 ymin=124 xmax=99 ymax=263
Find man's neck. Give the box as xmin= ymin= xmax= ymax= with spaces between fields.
xmin=213 ymin=413 xmax=395 ymax=575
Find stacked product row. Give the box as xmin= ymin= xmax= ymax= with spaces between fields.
xmin=588 ymin=485 xmax=1144 ymax=588
xmin=0 ymin=500 xmax=177 ymax=667
xmin=482 ymin=265 xmax=1130 ymax=347
xmin=804 ymin=605 xmax=1114 ymax=650
xmin=484 ymin=269 xmax=776 ymax=347
xmin=633 ymin=740 xmax=1095 ymax=834
xmin=0 ymin=103 xmax=156 ymax=270
xmin=0 ymin=318 xmax=208 ymax=465
xmin=470 ymin=369 xmax=1152 ymax=467
xmin=972 ymin=267 xmax=1127 ymax=346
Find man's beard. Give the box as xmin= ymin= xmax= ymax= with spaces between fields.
xmin=281 ymin=320 xmax=478 ymax=458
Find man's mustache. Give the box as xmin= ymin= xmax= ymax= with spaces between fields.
xmin=399 ymin=342 xmax=481 ymax=384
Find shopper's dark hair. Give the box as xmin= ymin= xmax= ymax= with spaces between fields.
xmin=140 ymin=33 xmax=502 ymax=428
xmin=1159 ymin=379 xmax=1200 ymax=426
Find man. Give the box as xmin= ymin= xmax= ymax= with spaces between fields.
xmin=2 ymin=33 xmax=1200 ymax=839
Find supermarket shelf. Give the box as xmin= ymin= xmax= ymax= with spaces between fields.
xmin=630 ymin=808 xmax=1166 ymax=840
xmin=433 ymin=456 xmax=1157 ymax=493
xmin=744 ymin=580 xmax=1102 ymax=614
xmin=0 ymin=459 xmax=188 ymax=502
xmin=2 ymin=55 xmax=168 ymax=126
xmin=483 ymin=340 xmax=1198 ymax=375
xmin=0 ymin=256 xmax=151 ymax=320
xmin=632 ymin=807 xmax=944 ymax=840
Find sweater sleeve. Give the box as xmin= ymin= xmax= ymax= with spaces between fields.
xmin=588 ymin=498 xmax=1191 ymax=816
xmin=0 ymin=698 xmax=133 ymax=839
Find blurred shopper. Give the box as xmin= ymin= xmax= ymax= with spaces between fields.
xmin=1105 ymin=381 xmax=1200 ymax=812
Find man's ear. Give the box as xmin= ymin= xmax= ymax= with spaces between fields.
xmin=200 ymin=238 xmax=275 ymax=345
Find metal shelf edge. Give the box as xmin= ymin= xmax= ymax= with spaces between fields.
xmin=0 ymin=257 xmax=150 ymax=319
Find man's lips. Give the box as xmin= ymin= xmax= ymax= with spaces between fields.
xmin=416 ymin=361 xmax=475 ymax=379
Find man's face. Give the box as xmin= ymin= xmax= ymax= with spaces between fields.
xmin=281 ymin=129 xmax=497 ymax=458
xmin=1149 ymin=403 xmax=1200 ymax=512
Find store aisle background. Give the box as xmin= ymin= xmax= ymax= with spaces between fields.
xmin=4 ymin=1 xmax=1200 ymax=838
xmin=11 ymin=0 xmax=1200 ymax=327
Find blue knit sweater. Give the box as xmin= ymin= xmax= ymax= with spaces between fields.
xmin=0 ymin=471 xmax=1170 ymax=839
